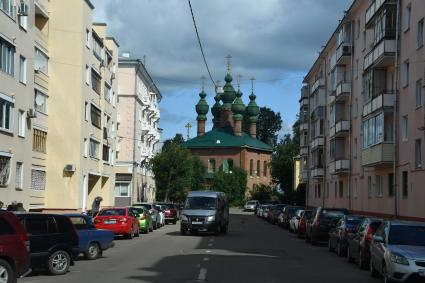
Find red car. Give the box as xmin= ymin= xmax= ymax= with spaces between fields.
xmin=162 ymin=203 xmax=178 ymax=224
xmin=94 ymin=207 xmax=140 ymax=239
xmin=0 ymin=211 xmax=31 ymax=282
xmin=297 ymin=210 xmax=313 ymax=238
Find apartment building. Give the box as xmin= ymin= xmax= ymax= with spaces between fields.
xmin=300 ymin=0 xmax=425 ymax=220
xmin=115 ymin=54 xmax=161 ymax=206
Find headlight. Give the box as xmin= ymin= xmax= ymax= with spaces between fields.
xmin=390 ymin=253 xmax=409 ymax=265
xmin=206 ymin=215 xmax=215 ymax=222
xmin=181 ymin=215 xmax=188 ymax=221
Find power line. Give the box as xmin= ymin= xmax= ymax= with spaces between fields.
xmin=187 ymin=0 xmax=216 ymax=88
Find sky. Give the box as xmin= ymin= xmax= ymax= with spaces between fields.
xmin=92 ymin=0 xmax=353 ymax=141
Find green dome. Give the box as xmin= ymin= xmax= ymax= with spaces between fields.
xmin=231 ymin=89 xmax=245 ymax=119
xmin=221 ymin=73 xmax=236 ymax=109
xmin=246 ymin=92 xmax=259 ymax=122
xmin=211 ymin=92 xmax=222 ymax=119
xmin=195 ymin=90 xmax=209 ymax=121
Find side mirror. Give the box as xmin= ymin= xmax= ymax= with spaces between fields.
xmin=373 ymin=235 xmax=384 ymax=243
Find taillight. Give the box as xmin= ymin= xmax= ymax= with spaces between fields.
xmin=20 ymin=233 xmax=30 ymax=252
xmin=365 ymin=226 xmax=373 ymax=242
xmin=94 ymin=218 xmax=101 ymax=224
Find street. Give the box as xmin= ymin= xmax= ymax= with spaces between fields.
xmin=22 ymin=209 xmax=379 ymax=283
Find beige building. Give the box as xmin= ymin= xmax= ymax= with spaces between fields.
xmin=115 ymin=54 xmax=161 ymax=206
xmin=300 ymin=0 xmax=425 ymax=221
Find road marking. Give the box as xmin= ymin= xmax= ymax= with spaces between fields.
xmin=198 ymin=268 xmax=207 ymax=281
xmin=206 ymin=250 xmax=212 ymax=253
xmin=203 ymin=257 xmax=209 ymax=261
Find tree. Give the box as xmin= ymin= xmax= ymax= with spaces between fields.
xmin=150 ymin=143 xmax=205 ymax=202
xmin=210 ymin=167 xmax=247 ymax=206
xmin=162 ymin=133 xmax=184 ymax=152
xmin=243 ymin=107 xmax=282 ymax=147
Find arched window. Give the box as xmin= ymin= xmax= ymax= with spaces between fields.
xmin=228 ymin=159 xmax=234 ymax=171
xmin=257 ymin=160 xmax=260 ymax=177
xmin=222 ymin=159 xmax=234 ymax=173
xmin=263 ymin=161 xmax=267 ymax=177
xmin=249 ymin=159 xmax=253 ymax=176
xmin=208 ymin=159 xmax=216 ymax=173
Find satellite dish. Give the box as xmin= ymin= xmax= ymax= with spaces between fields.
xmin=35 ymin=94 xmax=44 ymax=106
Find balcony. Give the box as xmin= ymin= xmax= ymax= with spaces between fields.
xmin=34 ymin=70 xmax=49 ymax=91
xmin=362 ymin=143 xmax=394 ymax=167
xmin=301 ymin=171 xmax=309 ymax=183
xmin=363 ymin=92 xmax=395 ymax=117
xmin=330 ymin=120 xmax=350 ymax=138
xmin=329 ymin=159 xmax=350 ymax=175
xmin=311 ymin=106 xmax=324 ymax=121
xmin=334 ymin=81 xmax=351 ymax=102
xmin=336 ymin=43 xmax=352 ymax=65
xmin=311 ymin=137 xmax=324 ymax=150
xmin=300 ymin=96 xmax=309 ymax=107
xmin=366 ymin=0 xmax=396 ymax=28
xmin=311 ymin=168 xmax=324 ymax=179
xmin=301 ymin=85 xmax=310 ymax=98
xmin=300 ymin=122 xmax=308 ymax=131
xmin=364 ymin=39 xmax=396 ymax=71
xmin=300 ymin=146 xmax=308 ymax=156
xmin=35 ymin=0 xmax=49 ymax=18
xmin=310 ymin=78 xmax=325 ymax=95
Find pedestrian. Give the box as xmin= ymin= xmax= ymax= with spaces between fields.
xmin=6 ymin=201 xmax=18 ymax=211
xmin=0 ymin=201 xmax=4 ymax=210
xmin=16 ymin=202 xmax=26 ymax=212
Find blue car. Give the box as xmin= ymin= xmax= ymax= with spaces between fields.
xmin=65 ymin=214 xmax=115 ymax=260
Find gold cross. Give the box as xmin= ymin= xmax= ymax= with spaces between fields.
xmin=226 ymin=55 xmax=232 ymax=72
xmin=250 ymin=77 xmax=256 ymax=92
xmin=185 ymin=123 xmax=192 ymax=140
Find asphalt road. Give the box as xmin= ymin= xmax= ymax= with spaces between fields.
xmin=21 ymin=209 xmax=380 ymax=283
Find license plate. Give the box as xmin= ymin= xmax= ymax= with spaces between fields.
xmin=192 ymin=221 xmax=203 ymax=225
xmin=419 ymin=269 xmax=425 ymax=277
xmin=104 ymin=220 xmax=116 ymax=224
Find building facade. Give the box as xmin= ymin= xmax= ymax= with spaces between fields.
xmin=114 ymin=54 xmax=161 ymax=206
xmin=300 ymin=0 xmax=425 ymax=220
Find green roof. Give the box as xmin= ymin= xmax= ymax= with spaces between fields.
xmin=183 ymin=126 xmax=273 ymax=152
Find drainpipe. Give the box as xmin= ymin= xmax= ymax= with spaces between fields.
xmin=323 ymin=55 xmax=327 ymax=208
xmin=133 ymin=61 xmax=142 ymax=204
xmin=348 ymin=20 xmax=354 ymax=212
xmin=393 ymin=0 xmax=401 ymax=218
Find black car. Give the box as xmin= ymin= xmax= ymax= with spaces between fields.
xmin=281 ymin=206 xmax=304 ymax=229
xmin=346 ymin=217 xmax=383 ymax=269
xmin=328 ymin=215 xmax=365 ymax=256
xmin=305 ymin=207 xmax=349 ymax=245
xmin=17 ymin=213 xmax=79 ymax=275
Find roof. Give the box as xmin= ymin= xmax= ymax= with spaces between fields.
xmin=183 ymin=126 xmax=273 ymax=152
xmin=187 ymin=191 xmax=224 ymax=197
xmin=389 ymin=220 xmax=425 ymax=227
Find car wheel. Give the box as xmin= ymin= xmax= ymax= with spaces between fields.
xmin=358 ymin=249 xmax=366 ymax=270
xmin=48 ymin=250 xmax=71 ymax=275
xmin=382 ymin=264 xmax=391 ymax=283
xmin=369 ymin=259 xmax=378 ymax=277
xmin=86 ymin=242 xmax=101 ymax=260
xmin=127 ymin=229 xmax=134 ymax=239
xmin=135 ymin=227 xmax=140 ymax=237
xmin=0 ymin=259 xmax=16 ymax=283
xmin=328 ymin=238 xmax=334 ymax=252
xmin=153 ymin=221 xmax=157 ymax=230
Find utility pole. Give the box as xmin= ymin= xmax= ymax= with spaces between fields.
xmin=185 ymin=123 xmax=192 ymax=140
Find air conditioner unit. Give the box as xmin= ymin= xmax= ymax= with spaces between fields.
xmin=18 ymin=2 xmax=28 ymax=16
xmin=64 ymin=164 xmax=76 ymax=172
xmin=27 ymin=108 xmax=37 ymax=118
xmin=342 ymin=45 xmax=352 ymax=55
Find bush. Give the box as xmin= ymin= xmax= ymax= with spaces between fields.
xmin=210 ymin=167 xmax=247 ymax=206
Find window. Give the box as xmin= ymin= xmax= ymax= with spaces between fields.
xmin=402 ymin=171 xmax=408 ymax=197
xmin=256 ymin=160 xmax=260 ymax=177
xmin=26 ymin=217 xmax=57 ymax=235
xmin=89 ymin=139 xmax=100 ymax=159
xmin=222 ymin=159 xmax=233 ymax=173
xmin=416 ymin=79 xmax=423 ymax=108
xmin=31 ymin=169 xmax=46 ymax=190
xmin=208 ymin=159 xmax=216 ymax=173
xmin=112 ymin=92 xmax=116 ymax=107
xmin=249 ymin=159 xmax=253 ymax=176
xmin=115 ymin=182 xmax=130 ymax=197
xmin=85 ymin=102 xmax=89 ymax=121
xmin=103 ymin=114 xmax=110 ymax=139
xmin=15 ymin=162 xmax=23 ymax=189
xmin=415 ymin=139 xmax=422 ymax=167
xmin=91 ymin=69 xmax=101 ymax=94
xmin=368 ymin=176 xmax=372 ymax=197
xmin=85 ymin=65 xmax=90 ymax=84
xmin=90 ymin=104 xmax=101 ymax=128
xmin=334 ymin=182 xmax=337 ymax=198
xmin=388 ymin=173 xmax=394 ymax=197
xmin=418 ymin=19 xmax=424 ymax=48
xmin=0 ymin=37 xmax=15 ymax=75
xmin=362 ymin=30 xmax=366 ymax=50
xmin=0 ymin=0 xmax=14 ymax=17
xmin=34 ymin=90 xmax=47 ymax=114
xmin=404 ymin=5 xmax=411 ymax=31
xmin=33 ymin=129 xmax=47 ymax=153
xmin=362 ymin=113 xmax=385 ymax=148
xmin=0 ymin=96 xmax=13 ymax=132
xmin=402 ymin=115 xmax=408 ymax=141
xmin=84 ymin=138 xmax=88 ymax=157
xmin=19 ymin=12 xmax=28 ymax=30
xmin=85 ymin=29 xmax=90 ymax=48
xmin=0 ymin=155 xmax=11 ymax=186
xmin=18 ymin=110 xmax=25 ymax=137
xmin=317 ymin=184 xmax=321 ymax=199
xmin=92 ymin=33 xmax=103 ymax=60
xmin=104 ymin=83 xmax=111 ymax=103
xmin=403 ymin=60 xmax=409 ymax=87
xmin=263 ymin=161 xmax=267 ymax=177
xmin=34 ymin=48 xmax=48 ymax=74
xmin=339 ymin=181 xmax=343 ymax=198
xmin=19 ymin=56 xmax=26 ymax=83
xmin=0 ymin=218 xmax=15 ymax=235
xmin=375 ymin=175 xmax=383 ymax=197
xmin=102 ymin=144 xmax=110 ymax=163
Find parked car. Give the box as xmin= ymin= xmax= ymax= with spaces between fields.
xmin=256 ymin=204 xmax=267 ymax=217
xmin=17 ymin=213 xmax=79 ymax=275
xmin=370 ymin=220 xmax=425 ymax=282
xmin=128 ymin=207 xmax=153 ymax=233
xmin=154 ymin=204 xmax=166 ymax=227
xmin=93 ymin=207 xmax=140 ymax=239
xmin=305 ymin=207 xmax=349 ymax=245
xmin=269 ymin=204 xmax=286 ymax=225
xmin=0 ymin=211 xmax=31 ymax=282
xmin=244 ymin=200 xmax=259 ymax=212
xmin=261 ymin=205 xmax=272 ymax=220
xmin=297 ymin=210 xmax=313 ymax=238
xmin=346 ymin=217 xmax=383 ymax=269
xmin=180 ymin=191 xmax=229 ymax=235
xmin=328 ymin=215 xmax=365 ymax=256
xmin=160 ymin=203 xmax=178 ymax=224
xmin=133 ymin=203 xmax=160 ymax=229
xmin=281 ymin=206 xmax=304 ymax=229
xmin=65 ymin=214 xmax=115 ymax=260
xmin=289 ymin=209 xmax=305 ymax=233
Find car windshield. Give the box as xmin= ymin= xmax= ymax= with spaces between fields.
xmin=346 ymin=218 xmax=363 ymax=228
xmin=321 ymin=210 xmax=346 ymax=218
xmin=247 ymin=201 xmax=256 ymax=205
xmin=131 ymin=207 xmax=145 ymax=214
xmin=389 ymin=225 xmax=425 ymax=246
xmin=69 ymin=216 xmax=90 ymax=230
xmin=287 ymin=207 xmax=300 ymax=216
xmin=134 ymin=204 xmax=151 ymax=210
xmin=275 ymin=205 xmax=286 ymax=210
xmin=303 ymin=211 xmax=313 ymax=218
xmin=98 ymin=209 xmax=126 ymax=216
xmin=164 ymin=204 xmax=175 ymax=209
xmin=184 ymin=197 xmax=217 ymax=210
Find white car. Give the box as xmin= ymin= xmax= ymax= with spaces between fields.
xmin=289 ymin=209 xmax=304 ymax=233
xmin=244 ymin=200 xmax=259 ymax=212
xmin=154 ymin=204 xmax=166 ymax=227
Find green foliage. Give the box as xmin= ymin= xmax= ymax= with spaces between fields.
xmin=210 ymin=167 xmax=247 ymax=206
xmin=150 ymin=143 xmax=205 ymax=202
xmin=162 ymin=133 xmax=185 ymax=152
xmin=282 ymin=183 xmax=306 ymax=206
xmin=242 ymin=107 xmax=282 ymax=147
xmin=249 ymin=184 xmax=282 ymax=203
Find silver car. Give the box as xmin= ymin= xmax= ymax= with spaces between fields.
xmin=370 ymin=220 xmax=425 ymax=282
xmin=244 ymin=200 xmax=258 ymax=212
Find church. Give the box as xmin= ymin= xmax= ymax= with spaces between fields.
xmin=183 ymin=65 xmax=273 ymax=195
